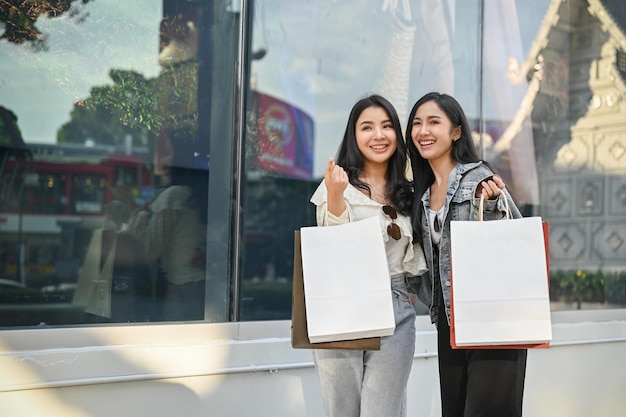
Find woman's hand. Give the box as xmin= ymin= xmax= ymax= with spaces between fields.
xmin=324 ymin=157 xmax=348 ymax=216
xmin=476 ymin=175 xmax=505 ymax=200
xmin=324 ymin=157 xmax=348 ymax=196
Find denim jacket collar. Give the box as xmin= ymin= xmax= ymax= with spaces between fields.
xmin=420 ymin=161 xmax=483 ymax=209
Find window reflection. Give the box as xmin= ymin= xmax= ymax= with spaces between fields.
xmin=0 ymin=0 xmax=233 ymax=326
xmin=522 ymin=0 xmax=626 ymax=310
xmin=240 ymin=0 xmax=626 ymax=320
xmin=0 ymin=0 xmax=624 ymax=327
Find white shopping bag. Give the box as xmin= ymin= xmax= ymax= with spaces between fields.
xmin=300 ymin=216 xmax=395 ymax=343
xmin=72 ymin=229 xmax=116 ymax=318
xmin=450 ymin=197 xmax=552 ymax=348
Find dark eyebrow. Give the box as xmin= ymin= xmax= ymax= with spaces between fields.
xmin=358 ymin=118 xmax=392 ymax=126
xmin=413 ymin=115 xmax=442 ymax=121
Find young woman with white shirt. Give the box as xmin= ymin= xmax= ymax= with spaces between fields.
xmin=310 ymin=94 xmax=427 ymax=417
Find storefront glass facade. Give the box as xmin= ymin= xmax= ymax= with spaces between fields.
xmin=0 ymin=0 xmax=624 ymax=327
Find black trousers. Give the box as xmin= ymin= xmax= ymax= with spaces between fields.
xmin=437 ymin=305 xmax=527 ymax=417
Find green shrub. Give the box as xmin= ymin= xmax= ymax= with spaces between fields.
xmin=550 ymin=269 xmax=607 ymax=309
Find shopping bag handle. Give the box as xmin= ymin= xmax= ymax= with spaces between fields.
xmin=478 ymin=189 xmax=512 ymax=221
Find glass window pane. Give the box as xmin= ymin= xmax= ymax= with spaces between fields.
xmin=240 ymin=1 xmax=483 ymax=320
xmin=0 ymin=0 xmax=236 ymax=326
xmin=240 ymin=0 xmax=626 ymax=319
xmin=487 ymin=0 xmax=626 ymax=310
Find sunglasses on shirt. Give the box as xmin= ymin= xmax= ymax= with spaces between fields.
xmin=382 ymin=205 xmax=401 ymax=241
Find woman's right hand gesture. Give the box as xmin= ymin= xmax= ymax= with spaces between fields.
xmin=324 ymin=157 xmax=348 ymax=217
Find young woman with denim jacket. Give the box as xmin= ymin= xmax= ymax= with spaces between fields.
xmin=310 ymin=94 xmax=427 ymax=417
xmin=406 ymin=92 xmax=527 ymax=417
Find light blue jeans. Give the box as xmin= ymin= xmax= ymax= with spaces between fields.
xmin=313 ymin=275 xmax=416 ymax=417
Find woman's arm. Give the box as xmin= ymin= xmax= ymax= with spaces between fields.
xmin=324 ymin=157 xmax=348 ymax=217
xmin=312 ymin=157 xmax=351 ymax=226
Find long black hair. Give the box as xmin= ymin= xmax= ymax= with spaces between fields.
xmin=405 ymin=92 xmax=483 ymax=242
xmin=336 ymin=94 xmax=412 ymax=215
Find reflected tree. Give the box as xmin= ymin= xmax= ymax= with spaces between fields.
xmin=57 ymin=64 xmax=199 ymax=150
xmin=0 ymin=0 xmax=93 ymax=50
xmin=57 ymin=69 xmax=159 ymax=148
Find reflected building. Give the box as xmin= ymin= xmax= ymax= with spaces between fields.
xmin=510 ymin=0 xmax=626 ymax=274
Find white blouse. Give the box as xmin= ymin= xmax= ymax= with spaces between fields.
xmin=310 ymin=181 xmax=427 ymax=278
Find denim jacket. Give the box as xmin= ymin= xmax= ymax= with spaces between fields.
xmin=414 ymin=161 xmax=523 ymax=326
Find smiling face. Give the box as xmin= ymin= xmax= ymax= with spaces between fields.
xmin=410 ymin=99 xmax=461 ymax=164
xmin=355 ymin=105 xmax=398 ymax=168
